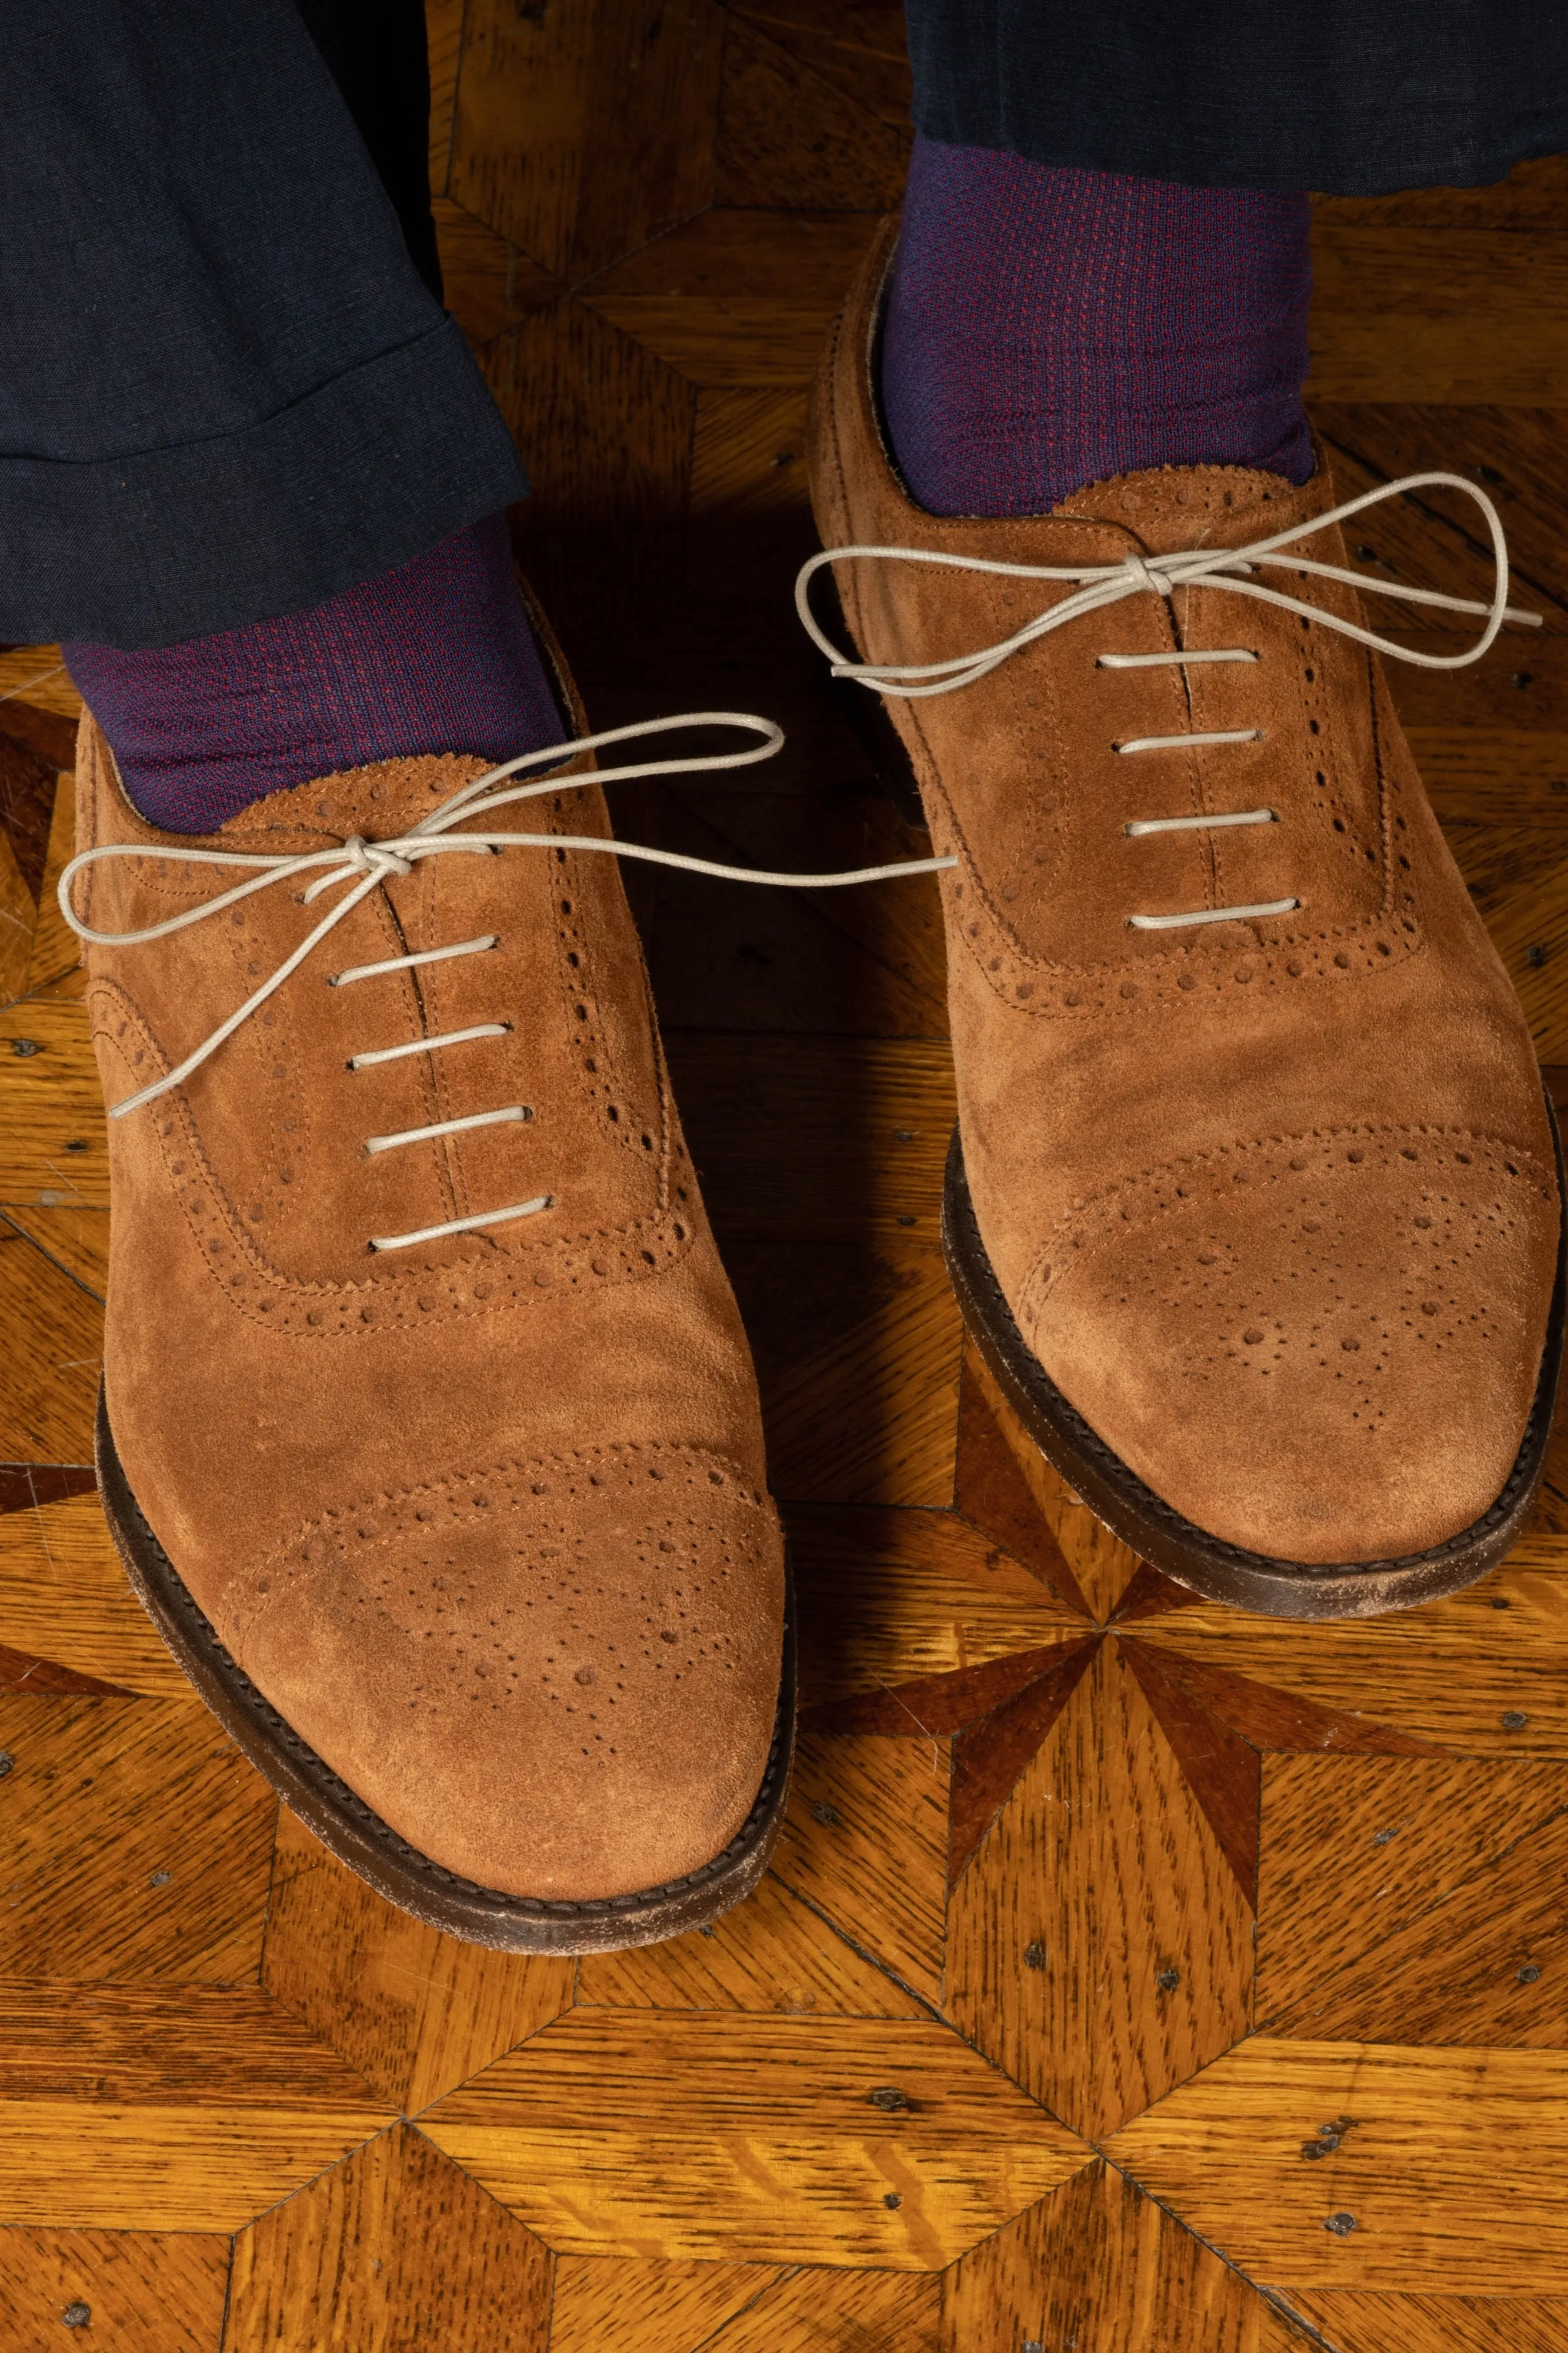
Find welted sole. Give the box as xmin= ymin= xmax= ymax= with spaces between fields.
xmin=942 ymin=1119 xmax=1567 ymax=1620
xmin=95 ymin=1385 xmax=796 ymax=1952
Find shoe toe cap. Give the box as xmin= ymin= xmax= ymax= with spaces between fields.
xmin=1027 ymin=1139 xmax=1560 ymax=1566
xmin=235 ymin=1442 xmax=786 ymax=1901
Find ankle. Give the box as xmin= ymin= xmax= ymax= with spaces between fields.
xmin=65 ymin=512 xmax=565 ymax=835
xmin=881 ymin=139 xmax=1313 ymax=518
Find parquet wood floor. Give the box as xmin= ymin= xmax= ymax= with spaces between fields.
xmin=3 ymin=5 xmax=1568 ymax=2345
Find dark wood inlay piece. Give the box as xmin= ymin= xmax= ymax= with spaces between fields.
xmin=0 ymin=1465 xmax=97 ymax=1517
xmin=948 ymin=1637 xmax=1102 ymax=1888
xmin=1120 ymin=1642 xmax=1262 ymax=1911
xmin=955 ymin=1359 xmax=1093 ymax=1620
xmin=0 ymin=730 xmax=59 ymax=902
xmin=0 ymin=1640 xmax=129 ymax=1698
xmin=802 ymin=1638 xmax=1094 ymax=1739
xmin=1135 ymin=1644 xmax=1442 ymax=1756
xmin=1112 ymin=1561 xmax=1207 ymax=1624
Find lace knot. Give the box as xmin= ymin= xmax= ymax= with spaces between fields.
xmin=1119 ymin=551 xmax=1166 ymax=599
xmin=342 ymin=834 xmax=415 ymax=880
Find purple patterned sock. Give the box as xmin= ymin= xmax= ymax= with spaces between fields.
xmin=64 ymin=512 xmax=565 ymax=835
xmin=882 ymin=139 xmax=1313 ymax=518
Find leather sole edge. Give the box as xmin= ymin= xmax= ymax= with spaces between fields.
xmin=941 ymin=1111 xmax=1567 ymax=1619
xmin=94 ymin=1383 xmax=796 ymax=1953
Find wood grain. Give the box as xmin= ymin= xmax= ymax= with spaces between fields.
xmin=788 ymin=1504 xmax=1087 ymax=1712
xmin=0 ymin=1987 xmax=392 ymax=2229
xmin=1256 ymin=1754 xmax=1568 ymax=2045
xmin=1107 ymin=2039 xmax=1568 ymax=2291
xmin=4 ymin=1202 xmax=109 ymax=1298
xmin=947 ymin=1639 xmax=1100 ymax=1887
xmin=768 ymin=1731 xmax=950 ymax=2003
xmin=0 ymin=1221 xmax=104 ymax=1462
xmin=638 ymin=784 xmax=948 ymax=1036
xmin=1312 ymin=405 xmax=1568 ymax=626
xmin=1279 ymin=2287 xmax=1568 ymax=2352
xmin=805 ymin=1638 xmax=1098 ymax=1740
xmin=953 ymin=1357 xmax=1095 ymax=1618
xmin=0 ymin=648 xmax=78 ymax=725
xmin=0 ymin=1493 xmax=187 ymax=1696
xmin=1409 ymin=731 xmax=1568 ymax=823
xmin=1308 ymin=229 xmax=1568 ymax=404
xmin=959 ymin=1343 xmax=1139 ymax=1624
xmin=24 ymin=769 xmax=81 ymax=996
xmin=0 ymin=1639 xmax=125 ymax=1695
xmin=725 ymin=1 xmax=912 ymax=129
xmin=420 ymin=2009 xmax=1090 ymax=2268
xmin=262 ymin=1811 xmax=573 ymax=2115
xmin=0 ymin=724 xmax=61 ymax=901
xmin=2 ymin=0 xmax=1566 ymax=2330
xmin=227 ymin=2121 xmax=553 ymax=2352
xmin=947 ymin=1643 xmax=1254 ymax=2143
xmin=424 ymin=0 xmax=463 ymax=197
xmin=1121 ymin=1642 xmax=1263 ymax=1910
xmin=0 ymin=995 xmax=107 ymax=1208
xmin=579 ymin=210 xmax=886 ymax=385
xmin=0 ymin=809 xmax=36 ymax=1007
xmin=1133 ymin=1558 xmax=1568 ymax=1755
xmin=0 ymin=1692 xmax=275 ymax=1981
xmin=433 ymin=194 xmax=565 ymax=344
xmin=695 ymin=2262 xmax=940 ymax=2351
xmin=547 ymin=2256 xmax=788 ymax=2353
xmin=576 ymin=1866 xmax=926 ymax=2019
xmin=715 ymin=15 xmax=909 ymax=212
xmin=0 ymin=2227 xmax=230 ymax=2352
xmin=1125 ymin=1645 xmax=1441 ymax=1759
xmin=449 ymin=0 xmax=722 ymax=282
xmin=939 ymin=2159 xmax=1317 ymax=2353
xmin=480 ymin=294 xmax=696 ymax=653
xmin=1315 ymin=152 xmax=1568 ymax=232
xmin=728 ymin=1234 xmax=962 ymax=1507
xmin=660 ymin=1036 xmax=955 ymax=1237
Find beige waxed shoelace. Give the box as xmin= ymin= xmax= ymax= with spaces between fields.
xmin=797 ymin=469 xmax=1540 ymax=932
xmin=59 ymin=712 xmax=956 ymax=1252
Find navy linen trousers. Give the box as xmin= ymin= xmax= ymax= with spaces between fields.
xmin=4 ymin=0 xmax=1565 ymax=650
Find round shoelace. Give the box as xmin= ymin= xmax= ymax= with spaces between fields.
xmin=59 ymin=714 xmax=954 ymax=1248
xmin=796 ymin=469 xmax=1539 ymax=930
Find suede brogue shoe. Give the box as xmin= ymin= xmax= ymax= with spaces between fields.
xmin=805 ymin=224 xmax=1563 ymax=1618
xmin=69 ymin=636 xmax=793 ymax=1948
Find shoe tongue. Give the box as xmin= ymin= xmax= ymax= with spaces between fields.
xmin=1049 ymin=459 xmax=1330 ymax=559
xmin=212 ymin=752 xmax=496 ymax=852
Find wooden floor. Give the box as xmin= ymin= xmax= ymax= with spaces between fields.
xmin=4 ymin=5 xmax=1568 ymax=2346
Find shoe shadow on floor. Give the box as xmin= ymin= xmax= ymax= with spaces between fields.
xmin=601 ymin=708 xmax=960 ymax=1704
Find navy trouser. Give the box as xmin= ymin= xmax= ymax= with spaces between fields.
xmin=4 ymin=1 xmax=1564 ymax=650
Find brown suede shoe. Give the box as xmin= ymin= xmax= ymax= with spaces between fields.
xmin=806 ymin=223 xmax=1563 ymax=1618
xmin=68 ymin=616 xmax=793 ymax=1949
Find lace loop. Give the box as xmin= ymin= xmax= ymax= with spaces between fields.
xmin=60 ymin=711 xmax=955 ymax=1121
xmin=796 ymin=471 xmax=1540 ymax=699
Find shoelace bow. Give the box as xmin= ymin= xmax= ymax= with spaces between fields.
xmin=796 ymin=468 xmax=1540 ymax=936
xmin=59 ymin=714 xmax=955 ymax=1129
xmin=795 ymin=470 xmax=1539 ymax=696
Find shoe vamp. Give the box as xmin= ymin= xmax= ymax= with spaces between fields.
xmin=228 ymin=1444 xmax=786 ymax=1900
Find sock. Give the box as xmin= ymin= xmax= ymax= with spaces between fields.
xmin=64 ymin=512 xmax=565 ymax=835
xmin=881 ymin=139 xmax=1313 ymax=518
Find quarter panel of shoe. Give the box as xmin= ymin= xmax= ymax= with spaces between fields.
xmin=812 ymin=225 xmax=1560 ymax=1559
xmin=229 ymin=1446 xmax=785 ymax=1898
xmin=77 ymin=719 xmax=777 ymax=1645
